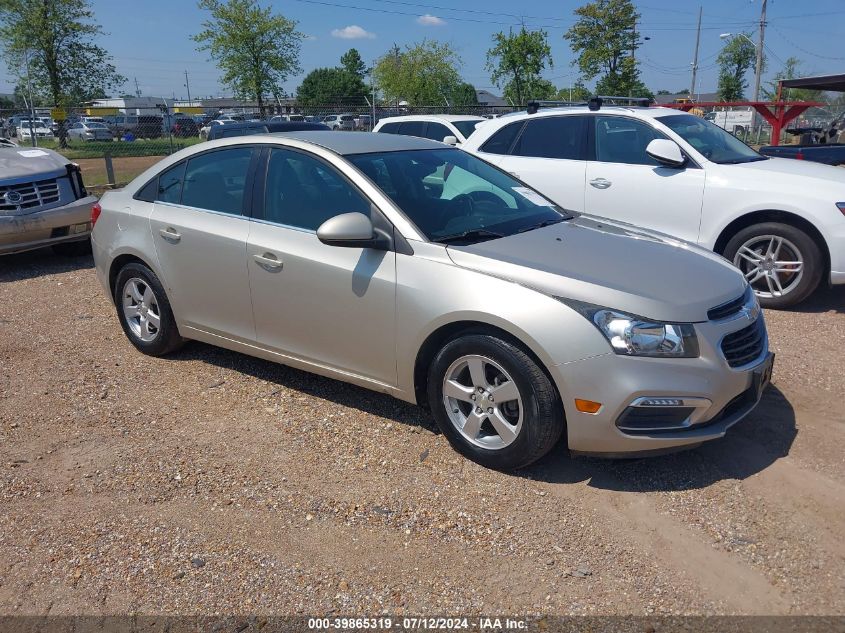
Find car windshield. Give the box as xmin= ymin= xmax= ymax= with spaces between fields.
xmin=452 ymin=120 xmax=482 ymax=139
xmin=656 ymin=114 xmax=766 ymax=164
xmin=347 ymin=148 xmax=573 ymax=244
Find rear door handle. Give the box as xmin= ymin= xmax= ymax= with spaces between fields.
xmin=253 ymin=252 xmax=283 ymax=271
xmin=158 ymin=227 xmax=181 ymax=242
xmin=589 ymin=178 xmax=612 ymax=190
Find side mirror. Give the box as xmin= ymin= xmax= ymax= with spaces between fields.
xmin=317 ymin=212 xmax=380 ymax=248
xmin=646 ymin=139 xmax=686 ymax=167
xmin=442 ymin=135 xmax=458 ymax=146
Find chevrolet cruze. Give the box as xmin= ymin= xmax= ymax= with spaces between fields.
xmin=91 ymin=132 xmax=773 ymax=470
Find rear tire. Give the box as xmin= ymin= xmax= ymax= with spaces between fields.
xmin=114 ymin=262 xmax=183 ymax=356
xmin=427 ymin=334 xmax=563 ymax=470
xmin=723 ymin=222 xmax=823 ymax=309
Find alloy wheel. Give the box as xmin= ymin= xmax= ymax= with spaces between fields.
xmin=732 ymin=234 xmax=804 ymax=299
xmin=442 ymin=354 xmax=523 ymax=450
xmin=122 ymin=278 xmax=161 ymax=343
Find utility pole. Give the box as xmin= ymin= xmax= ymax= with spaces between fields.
xmin=134 ymin=77 xmax=141 ymax=97
xmin=23 ymin=48 xmax=36 ymax=147
xmin=753 ymin=0 xmax=767 ymax=102
xmin=184 ymin=70 xmax=192 ymax=105
xmin=689 ymin=6 xmax=702 ymax=98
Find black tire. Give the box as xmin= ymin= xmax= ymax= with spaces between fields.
xmin=723 ymin=221 xmax=823 ymax=309
xmin=427 ymin=334 xmax=564 ymax=470
xmin=113 ymin=262 xmax=183 ymax=356
xmin=52 ymin=239 xmax=92 ymax=256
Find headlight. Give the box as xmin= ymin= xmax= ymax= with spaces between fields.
xmin=560 ymin=299 xmax=699 ymax=358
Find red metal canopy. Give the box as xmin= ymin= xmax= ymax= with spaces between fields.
xmin=662 ymin=101 xmax=824 ymax=145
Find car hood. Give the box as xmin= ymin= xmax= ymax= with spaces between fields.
xmin=727 ymin=156 xmax=845 ymax=183
xmin=0 ymin=147 xmax=69 ymax=183
xmin=446 ymin=215 xmax=747 ymax=323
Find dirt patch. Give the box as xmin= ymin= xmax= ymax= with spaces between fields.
xmin=75 ymin=155 xmax=166 ymax=187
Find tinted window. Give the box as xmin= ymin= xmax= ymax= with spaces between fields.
xmin=157 ymin=162 xmax=185 ymax=204
xmin=453 ymin=120 xmax=481 ymax=139
xmin=264 ymin=148 xmax=370 ymax=231
xmin=594 ymin=116 xmax=665 ymax=166
xmin=424 ymin=122 xmax=452 ymax=142
xmin=378 ymin=122 xmax=401 ymax=134
xmin=512 ymin=116 xmax=587 ymax=160
xmin=398 ymin=121 xmax=426 ymax=138
xmin=480 ymin=122 xmax=524 ymax=155
xmin=136 ymin=178 xmax=158 ymax=202
xmin=181 ymin=148 xmax=253 ymax=214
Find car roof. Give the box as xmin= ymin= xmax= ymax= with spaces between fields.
xmin=377 ymin=114 xmax=485 ymax=123
xmin=263 ymin=130 xmax=448 ymax=154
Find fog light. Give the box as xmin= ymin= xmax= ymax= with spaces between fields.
xmin=638 ymin=398 xmax=685 ymax=407
xmin=575 ymin=399 xmax=603 ymax=414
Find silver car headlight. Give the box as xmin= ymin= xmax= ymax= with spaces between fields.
xmin=560 ymin=299 xmax=699 ymax=358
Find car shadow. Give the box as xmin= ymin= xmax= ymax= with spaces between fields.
xmin=0 ymin=248 xmax=94 ymax=283
xmin=522 ymin=384 xmax=796 ymax=493
xmin=787 ymin=285 xmax=844 ymax=314
xmin=174 ymin=342 xmax=795 ymax=492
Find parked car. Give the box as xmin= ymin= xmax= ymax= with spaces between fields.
xmin=206 ymin=120 xmax=328 ymax=140
xmin=135 ymin=115 xmax=164 ymax=139
xmin=461 ymin=103 xmax=845 ymax=308
xmin=323 ymin=114 xmax=356 ymax=130
xmin=17 ymin=121 xmax=55 ymax=141
xmin=91 ymin=131 xmax=772 ymax=470
xmin=270 ymin=114 xmax=305 ymax=122
xmin=355 ymin=114 xmax=373 ymax=130
xmin=67 ymin=121 xmax=113 ymax=142
xmin=1 ymin=144 xmax=98 ymax=255
xmin=168 ymin=114 xmax=200 ymax=138
xmin=374 ymin=114 xmax=484 ymax=146
xmin=758 ymin=116 xmax=845 ymax=167
xmin=104 ymin=114 xmax=139 ymax=137
xmin=200 ymin=118 xmax=237 ymax=140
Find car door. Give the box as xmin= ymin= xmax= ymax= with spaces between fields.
xmin=478 ymin=116 xmax=589 ymax=213
xmin=247 ymin=147 xmax=397 ymax=385
xmin=423 ymin=121 xmax=453 ymax=144
xmin=148 ymin=146 xmax=258 ymax=342
xmin=584 ymin=115 xmax=705 ymax=244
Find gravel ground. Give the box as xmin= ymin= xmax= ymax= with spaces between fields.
xmin=0 ymin=250 xmax=843 ymax=617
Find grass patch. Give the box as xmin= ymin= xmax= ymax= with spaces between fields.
xmin=39 ymin=137 xmax=202 ymax=160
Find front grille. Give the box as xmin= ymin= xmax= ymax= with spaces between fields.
xmin=721 ymin=318 xmax=765 ymax=368
xmin=708 ymin=287 xmax=751 ymax=321
xmin=0 ymin=178 xmax=61 ymax=214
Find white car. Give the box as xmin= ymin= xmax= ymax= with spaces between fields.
xmin=200 ymin=118 xmax=237 ymax=140
xmin=374 ymin=115 xmax=484 ymax=146
xmin=16 ymin=121 xmax=54 ymax=140
xmin=67 ymin=121 xmax=113 ymax=142
xmin=462 ymin=104 xmax=845 ymax=307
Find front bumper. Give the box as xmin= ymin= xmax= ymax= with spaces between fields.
xmin=551 ymin=318 xmax=771 ymax=455
xmin=0 ymin=195 xmax=98 ymax=255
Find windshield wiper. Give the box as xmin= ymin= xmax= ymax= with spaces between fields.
xmin=516 ymin=217 xmax=567 ymax=233
xmin=433 ymin=228 xmax=505 ymax=244
xmin=717 ymin=156 xmax=768 ymax=164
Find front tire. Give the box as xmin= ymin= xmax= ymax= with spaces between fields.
xmin=114 ymin=263 xmax=183 ymax=356
xmin=724 ymin=222 xmax=823 ymax=309
xmin=427 ymin=334 xmax=563 ymax=470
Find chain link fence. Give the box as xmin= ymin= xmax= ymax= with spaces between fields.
xmin=2 ymin=101 xmax=842 ymax=189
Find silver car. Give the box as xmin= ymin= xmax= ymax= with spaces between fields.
xmin=91 ymin=132 xmax=773 ymax=469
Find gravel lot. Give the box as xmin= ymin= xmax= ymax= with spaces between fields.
xmin=1 ymin=250 xmax=843 ymax=617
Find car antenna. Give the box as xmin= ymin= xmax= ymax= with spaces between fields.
xmin=588 ymin=97 xmax=603 ymax=111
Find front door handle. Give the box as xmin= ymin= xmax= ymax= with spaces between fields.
xmin=253 ymin=252 xmax=283 ymax=271
xmin=589 ymin=178 xmax=612 ymax=190
xmin=159 ymin=227 xmax=181 ymax=242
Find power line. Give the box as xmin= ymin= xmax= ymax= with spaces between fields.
xmin=771 ymin=26 xmax=845 ymax=61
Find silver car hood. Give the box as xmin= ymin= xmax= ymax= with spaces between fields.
xmin=446 ymin=215 xmax=747 ymax=323
xmin=0 ymin=147 xmax=70 ymax=183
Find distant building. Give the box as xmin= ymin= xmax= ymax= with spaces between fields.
xmin=475 ymin=90 xmax=508 ymax=107
xmin=90 ymin=97 xmax=174 ymax=115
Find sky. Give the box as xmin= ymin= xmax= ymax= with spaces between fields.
xmin=2 ymin=0 xmax=844 ymax=101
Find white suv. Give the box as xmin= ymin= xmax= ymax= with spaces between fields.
xmin=462 ymin=105 xmax=845 ymax=307
xmin=374 ymin=115 xmax=484 ymax=146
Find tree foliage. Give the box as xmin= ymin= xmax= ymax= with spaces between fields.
xmin=450 ymin=82 xmax=478 ymax=106
xmin=564 ymin=0 xmax=643 ymax=96
xmin=486 ymin=27 xmax=553 ymax=106
xmin=340 ymin=48 xmax=367 ymax=79
xmin=0 ymin=0 xmax=125 ymax=108
xmin=555 ymin=81 xmax=591 ymax=102
xmin=297 ymin=67 xmax=368 ymax=106
xmin=762 ymin=57 xmax=823 ymax=102
xmin=194 ymin=0 xmax=302 ymax=113
xmin=373 ymin=40 xmax=461 ymax=105
xmin=716 ymin=33 xmax=757 ymax=101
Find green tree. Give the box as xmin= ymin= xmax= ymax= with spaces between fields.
xmin=340 ymin=48 xmax=367 ymax=79
xmin=486 ymin=26 xmax=553 ymax=107
xmin=0 ymin=0 xmax=125 ymax=145
xmin=373 ymin=39 xmax=461 ymax=105
xmin=194 ymin=0 xmax=303 ymax=115
xmin=297 ymin=67 xmax=367 ymax=107
xmin=564 ymin=0 xmax=643 ymax=97
xmin=555 ymin=81 xmax=591 ymax=102
xmin=762 ymin=57 xmax=823 ymax=102
xmin=716 ymin=33 xmax=757 ymax=101
xmin=450 ymin=82 xmax=478 ymax=106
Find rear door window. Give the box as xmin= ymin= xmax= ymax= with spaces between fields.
xmin=397 ymin=121 xmax=426 ymax=138
xmin=511 ymin=116 xmax=588 ymax=160
xmin=181 ymin=147 xmax=254 ymax=215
